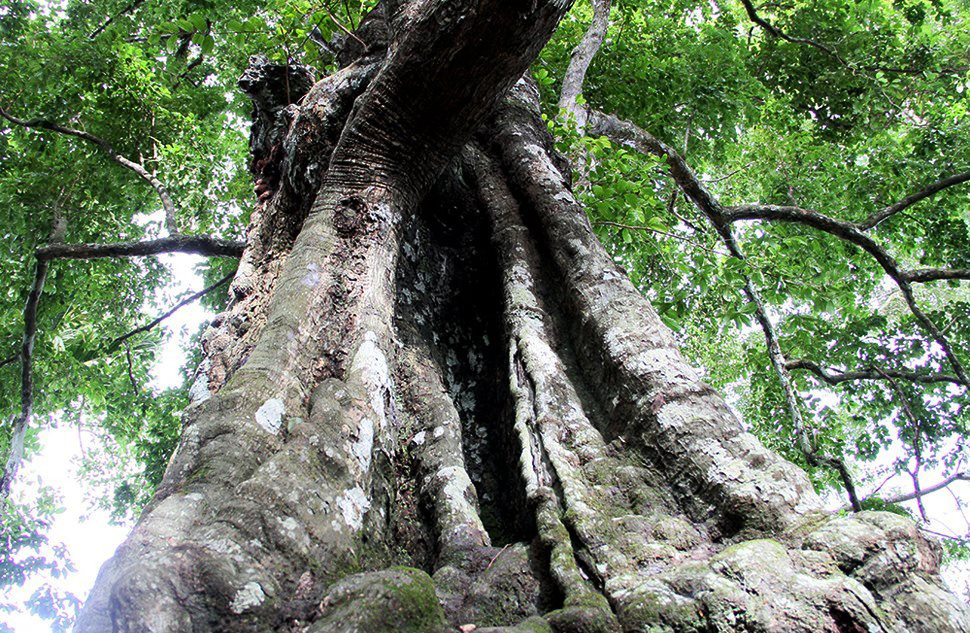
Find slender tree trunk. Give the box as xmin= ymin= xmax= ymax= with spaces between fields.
xmin=77 ymin=3 xmax=969 ymax=632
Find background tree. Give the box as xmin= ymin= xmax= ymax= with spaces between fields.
xmin=0 ymin=0 xmax=968 ymax=631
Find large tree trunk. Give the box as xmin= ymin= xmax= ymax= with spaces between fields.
xmin=76 ymin=3 xmax=969 ymax=632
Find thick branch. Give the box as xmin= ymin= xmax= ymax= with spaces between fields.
xmin=558 ymin=0 xmax=611 ymax=129
xmin=0 ymin=107 xmax=179 ymax=234
xmin=37 ymin=236 xmax=245 ymax=260
xmin=906 ymin=268 xmax=970 ymax=283
xmin=787 ymin=359 xmax=962 ymax=387
xmin=859 ymin=170 xmax=970 ymax=230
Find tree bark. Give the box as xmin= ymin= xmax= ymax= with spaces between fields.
xmin=76 ymin=3 xmax=969 ymax=632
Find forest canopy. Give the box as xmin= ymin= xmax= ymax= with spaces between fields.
xmin=0 ymin=0 xmax=968 ymax=628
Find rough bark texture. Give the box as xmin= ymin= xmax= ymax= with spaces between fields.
xmin=77 ymin=3 xmax=969 ymax=632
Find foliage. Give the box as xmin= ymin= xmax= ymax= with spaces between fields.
xmin=0 ymin=0 xmax=968 ymax=627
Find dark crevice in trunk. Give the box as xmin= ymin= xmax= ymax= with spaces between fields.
xmin=393 ymin=168 xmax=533 ymax=551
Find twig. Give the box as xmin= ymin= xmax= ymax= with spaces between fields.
xmin=485 ymin=544 xmax=510 ymax=570
xmin=324 ymin=7 xmax=366 ymax=46
xmin=876 ymin=368 xmax=927 ymax=521
xmin=918 ymin=526 xmax=970 ymax=544
xmin=593 ymin=220 xmax=728 ymax=256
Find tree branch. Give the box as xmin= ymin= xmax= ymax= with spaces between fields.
xmin=592 ymin=220 xmax=728 ymax=256
xmin=0 ymin=107 xmax=180 ymax=234
xmin=558 ymin=0 xmax=611 ymax=129
xmin=786 ymin=359 xmax=962 ymax=387
xmin=564 ymin=27 xmax=954 ymax=513
xmin=0 ymin=238 xmax=241 ymax=499
xmin=851 ymin=471 xmax=970 ymax=511
xmin=738 ymin=0 xmax=843 ymax=62
xmin=905 ymin=268 xmax=970 ymax=283
xmin=876 ymin=367 xmax=928 ymax=520
xmin=859 ymin=170 xmax=970 ymax=230
xmin=587 ymin=110 xmax=725 ymax=222
xmin=37 ymin=236 xmax=245 ymax=261
xmin=109 ymin=272 xmax=234 ymax=349
xmin=892 ymin=471 xmax=970 ymax=504
xmin=0 ymin=258 xmax=48 ymax=500
xmin=723 ymin=203 xmax=968 ymax=386
xmin=717 ymin=221 xmax=863 ymax=511
xmin=88 ymin=0 xmax=146 ymax=39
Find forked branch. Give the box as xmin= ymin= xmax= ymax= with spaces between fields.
xmin=0 ymin=238 xmax=241 ymax=500
xmin=723 ymin=203 xmax=967 ymax=386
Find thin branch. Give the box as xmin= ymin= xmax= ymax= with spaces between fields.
xmin=702 ymin=161 xmax=755 ymax=184
xmin=37 ymin=236 xmax=245 ymax=261
xmin=0 ymin=107 xmax=180 ymax=234
xmin=124 ymin=342 xmax=139 ymax=393
xmin=876 ymin=367 xmax=927 ymax=521
xmin=859 ymin=471 xmax=970 ymax=508
xmin=110 ymin=272 xmax=234 ymax=349
xmin=738 ymin=0 xmax=843 ymax=62
xmin=859 ymin=170 xmax=970 ymax=230
xmin=89 ymin=0 xmax=146 ymax=39
xmin=720 ymin=222 xmax=862 ymax=511
xmin=786 ymin=359 xmax=963 ymax=387
xmin=918 ymin=526 xmax=970 ymax=545
xmin=593 ymin=220 xmax=728 ymax=256
xmin=324 ymin=7 xmax=366 ymax=46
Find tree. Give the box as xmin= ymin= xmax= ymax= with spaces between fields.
xmin=1 ymin=0 xmax=969 ymax=631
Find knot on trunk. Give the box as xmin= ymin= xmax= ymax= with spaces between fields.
xmin=334 ymin=195 xmax=388 ymax=238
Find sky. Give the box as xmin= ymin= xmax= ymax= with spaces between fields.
xmin=4 ymin=253 xmax=969 ymax=631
